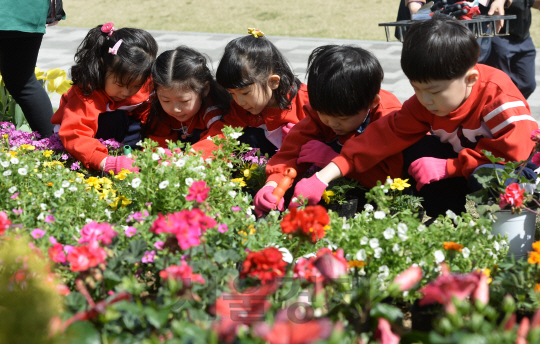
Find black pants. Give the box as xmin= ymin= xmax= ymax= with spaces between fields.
xmin=238 ymin=126 xmax=278 ymax=157
xmin=95 ymin=110 xmax=142 ymax=148
xmin=0 ymin=31 xmax=54 ymax=138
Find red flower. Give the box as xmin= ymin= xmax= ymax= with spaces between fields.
xmin=280 ymin=205 xmax=330 ymax=243
xmin=67 ymin=242 xmax=107 ymax=272
xmin=186 ymin=180 xmax=210 ymax=203
xmin=240 ymin=247 xmax=287 ymax=284
xmin=312 ymin=248 xmax=348 ymax=282
xmin=49 ymin=243 xmax=66 ymax=264
xmin=532 ymin=153 xmax=540 ymax=166
xmin=499 ymin=183 xmax=525 ymax=210
xmin=159 ymin=260 xmax=206 ymax=286
xmin=0 ymin=211 xmax=11 ymax=236
xmin=294 ymin=257 xmax=324 ymax=284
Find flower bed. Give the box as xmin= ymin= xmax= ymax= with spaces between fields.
xmin=1 ymin=122 xmax=540 ymax=343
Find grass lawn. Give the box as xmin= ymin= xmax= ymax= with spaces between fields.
xmin=61 ymin=0 xmax=540 ymax=46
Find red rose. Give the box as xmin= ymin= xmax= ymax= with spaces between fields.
xmin=240 ymin=247 xmax=287 ymax=284
xmin=280 ymin=205 xmax=330 ymax=243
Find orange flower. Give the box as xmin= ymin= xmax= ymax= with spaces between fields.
xmin=535 ymin=284 xmax=540 ymax=293
xmin=47 ymin=182 xmax=53 ymax=186
xmin=443 ymin=242 xmax=464 ymax=252
xmin=532 ymin=241 xmax=540 ymax=253
xmin=348 ymin=260 xmax=366 ymax=268
xmin=529 ymin=251 xmax=540 ymax=264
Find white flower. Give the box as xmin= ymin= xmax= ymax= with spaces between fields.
xmin=386 ymin=177 xmax=393 ymax=185
xmin=356 ymin=249 xmax=367 ymax=261
xmin=493 ymin=241 xmax=500 ymax=252
xmin=278 ymin=247 xmax=293 ymax=264
xmin=174 ymin=183 xmax=180 ymax=187
xmin=383 ymin=227 xmax=395 ymax=240
xmin=434 ymin=250 xmax=445 ymax=264
xmin=487 ymin=234 xmax=493 ymax=240
xmin=342 ymin=223 xmax=351 ymax=230
xmin=397 ymin=226 xmax=408 ymax=241
xmin=246 ymin=207 xmax=253 ymax=216
xmin=152 ymin=153 xmax=160 ymax=161
xmin=378 ymin=265 xmax=389 ymax=280
xmin=374 ymin=247 xmax=383 ymax=258
xmin=0 ymin=160 xmax=9 ymax=168
xmin=40 ymin=203 xmax=47 ymax=210
xmin=162 ymin=161 xmax=170 ymax=167
xmin=500 ymin=240 xmax=508 ymax=249
xmin=462 ymin=247 xmax=471 ymax=259
xmin=364 ymin=204 xmax=374 ymax=212
xmin=374 ymin=211 xmax=386 ymax=219
xmin=135 ymin=140 xmax=143 ymax=146
xmin=37 ymin=212 xmax=45 ymax=221
xmin=406 ymin=257 xmax=412 ymax=264
xmin=419 ymin=260 xmax=426 ymax=267
xmin=199 ymin=172 xmax=206 ymax=179
xmin=10 ymin=157 xmax=19 ymax=165
xmin=8 ymin=186 xmax=17 ymax=193
xmin=469 ymin=220 xmax=476 ymax=227
xmin=131 ymin=178 xmax=141 ymax=188
xmin=3 ymin=170 xmax=11 ymax=176
xmin=369 ymin=238 xmax=379 ymax=249
xmin=156 ymin=147 xmax=165 ymax=155
xmin=417 ymin=224 xmax=426 ymax=232
xmin=185 ymin=178 xmax=194 ymax=186
xmin=403 ymin=291 xmax=409 ymax=297
xmin=68 ymin=186 xmax=78 ymax=192
xmin=18 ymin=167 xmax=27 ymax=175
xmin=360 ymin=236 xmax=369 ymax=245
xmin=226 ymin=163 xmax=233 ymax=168
xmin=446 ymin=210 xmax=457 ymax=220
xmin=228 ymin=190 xmax=237 ymax=198
xmin=229 ymin=132 xmax=242 ymax=139
xmin=54 ymin=188 xmax=64 ymax=198
xmin=392 ymin=243 xmax=400 ymax=252
xmin=175 ymin=159 xmax=186 ymax=168
xmin=104 ymin=209 xmax=112 ymax=219
xmin=159 ymin=180 xmax=169 ymax=189
xmin=481 ymin=227 xmax=487 ymax=235
xmin=61 ymin=181 xmax=70 ymax=188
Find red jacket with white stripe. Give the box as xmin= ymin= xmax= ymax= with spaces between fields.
xmin=51 ymin=79 xmax=153 ymax=170
xmin=332 ymin=64 xmax=538 ymax=179
xmin=191 ymin=83 xmax=309 ymax=157
xmin=266 ymin=90 xmax=403 ymax=188
xmin=146 ymin=100 xmax=224 ymax=148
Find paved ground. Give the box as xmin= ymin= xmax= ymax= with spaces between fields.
xmin=38 ymin=26 xmax=540 ymax=120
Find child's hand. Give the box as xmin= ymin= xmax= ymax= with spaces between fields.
xmin=254 ymin=185 xmax=285 ymax=217
xmin=289 ymin=173 xmax=328 ymax=208
xmin=281 ymin=123 xmax=295 ymax=144
xmin=297 ymin=140 xmax=339 ymax=168
xmin=103 ymin=156 xmax=139 ymax=175
xmin=408 ymin=157 xmax=449 ymax=191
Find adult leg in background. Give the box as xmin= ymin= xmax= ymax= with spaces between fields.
xmin=0 ymin=31 xmax=55 ymax=138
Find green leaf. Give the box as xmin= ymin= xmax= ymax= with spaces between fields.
xmin=14 ymin=104 xmax=24 ymax=129
xmin=214 ymin=249 xmax=242 ymax=264
xmin=104 ymin=269 xmax=122 ymax=282
xmin=64 ymin=321 xmax=101 ymax=344
xmin=145 ymin=307 xmax=170 ymax=329
xmin=370 ymin=303 xmax=403 ymax=322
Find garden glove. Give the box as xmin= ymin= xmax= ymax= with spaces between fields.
xmin=297 ymin=140 xmax=339 ymax=168
xmin=103 ymin=155 xmax=139 ymax=175
xmin=289 ymin=173 xmax=328 ymax=208
xmin=408 ymin=157 xmax=449 ymax=191
xmin=254 ymin=185 xmax=285 ymax=217
xmin=281 ymin=123 xmax=295 ymax=144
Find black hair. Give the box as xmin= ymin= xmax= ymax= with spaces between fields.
xmin=216 ymin=34 xmax=301 ymax=110
xmin=142 ymin=46 xmax=231 ymax=138
xmin=71 ymin=25 xmax=158 ymax=95
xmin=306 ymin=45 xmax=384 ymax=117
xmin=401 ymin=15 xmax=480 ymax=83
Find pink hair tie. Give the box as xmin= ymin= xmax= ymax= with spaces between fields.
xmin=108 ymin=39 xmax=123 ymax=55
xmin=101 ymin=22 xmax=115 ymax=36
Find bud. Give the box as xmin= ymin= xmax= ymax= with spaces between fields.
xmin=502 ymin=294 xmax=516 ymax=314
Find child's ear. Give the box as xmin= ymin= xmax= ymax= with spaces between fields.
xmin=465 ymin=69 xmax=479 ymax=87
xmin=202 ymin=81 xmax=211 ymax=98
xmin=267 ymin=75 xmax=281 ymax=90
xmin=369 ymin=94 xmax=381 ymax=109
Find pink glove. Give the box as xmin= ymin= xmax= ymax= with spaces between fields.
xmin=103 ymin=156 xmax=139 ymax=175
xmin=297 ymin=140 xmax=339 ymax=168
xmin=407 ymin=157 xmax=449 ymax=191
xmin=281 ymin=123 xmax=295 ymax=144
xmin=289 ymin=173 xmax=328 ymax=208
xmin=254 ymin=185 xmax=285 ymax=217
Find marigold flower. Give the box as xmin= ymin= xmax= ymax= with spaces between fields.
xmin=443 ymin=241 xmax=464 ymax=252
xmin=390 ymin=178 xmax=411 ymax=191
xmin=532 ymin=241 xmax=540 ymax=253
xmin=280 ymin=205 xmax=330 ymax=243
xmin=240 ymin=247 xmax=287 ymax=284
xmin=529 ymin=251 xmax=540 ymax=264
xmin=347 ymin=260 xmax=366 ymax=268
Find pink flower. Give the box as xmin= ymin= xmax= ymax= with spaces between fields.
xmin=126 ymin=211 xmax=149 ymax=223
xmin=231 ymin=206 xmax=241 ymax=212
xmin=49 ymin=243 xmax=66 ymax=263
xmin=254 ymin=310 xmax=333 ymax=344
xmin=532 ymin=153 xmax=540 ymax=167
xmin=393 ymin=266 xmax=423 ymax=291
xmin=10 ymin=192 xmax=19 ymax=199
xmin=63 ymin=245 xmax=73 ymax=255
xmin=79 ymin=221 xmax=118 ymax=246
xmin=375 ymin=318 xmax=400 ymax=344
xmin=49 ymin=236 xmax=57 ymax=244
xmin=516 ymin=317 xmax=530 ymax=344
xmin=531 ymin=129 xmax=540 ymax=142
xmin=31 ymin=228 xmax=46 ymax=239
xmin=124 ymin=226 xmax=137 ymax=237
xmin=0 ymin=211 xmax=11 ymax=236
xmin=12 ymin=208 xmax=23 ymax=215
xmin=154 ymin=241 xmax=164 ymax=250
xmin=217 ymin=224 xmax=229 ymax=233
xmin=45 ymin=215 xmax=55 ymax=223
xmin=70 ymin=162 xmax=80 ymax=170
xmin=185 ymin=181 xmax=210 ymax=203
xmin=499 ymin=183 xmax=525 ymax=210
xmin=312 ymin=248 xmax=348 ymax=281
xmin=472 ymin=271 xmax=489 ymax=305
xmin=159 ymin=260 xmax=206 ymax=285
xmin=141 ymin=250 xmax=156 ymax=264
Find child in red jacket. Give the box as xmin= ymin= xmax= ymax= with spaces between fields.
xmin=51 ymin=23 xmax=158 ymax=174
xmin=253 ymin=45 xmax=403 ymax=217
xmin=298 ymin=16 xmax=538 ymax=218
xmin=142 ymin=46 xmax=231 ymax=148
xmin=191 ymin=29 xmax=309 ymax=157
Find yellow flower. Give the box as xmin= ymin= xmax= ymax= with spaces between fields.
xmin=42 ymin=150 xmax=54 ymax=158
xmin=322 ymin=190 xmax=334 ymax=204
xmin=45 ymin=68 xmax=72 ymax=95
xmin=8 ymin=151 xmax=17 ymax=157
xmin=114 ymin=169 xmax=132 ymax=180
xmin=109 ymin=195 xmax=132 ymax=211
xmin=231 ymin=178 xmax=247 ymax=187
xmin=242 ymin=164 xmax=258 ymax=180
xmin=76 ymin=173 xmax=86 ymax=180
xmin=35 ymin=67 xmax=46 ymax=80
xmin=19 ymin=144 xmax=35 ymax=151
xmin=43 ymin=161 xmax=64 ymax=168
xmin=390 ymin=178 xmax=411 ymax=191
xmin=477 ymin=268 xmax=493 ymax=284
xmin=85 ymin=177 xmax=102 ymax=190
xmin=2 ymin=134 xmax=8 ymax=139
xmin=239 ymin=225 xmax=256 ymax=243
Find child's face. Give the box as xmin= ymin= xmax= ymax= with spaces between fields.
xmin=410 ymin=69 xmax=478 ymax=117
xmin=104 ymin=73 xmax=145 ymax=102
xmin=227 ymin=75 xmax=280 ymax=115
xmin=157 ymin=86 xmax=207 ymax=123
xmin=317 ymin=110 xmax=370 ymax=136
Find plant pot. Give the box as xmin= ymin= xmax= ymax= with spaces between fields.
xmin=491 ymin=209 xmax=536 ymax=259
xmin=324 ymin=198 xmax=358 ymax=219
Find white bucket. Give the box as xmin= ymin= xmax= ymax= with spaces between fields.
xmin=491 ymin=210 xmax=536 ymax=259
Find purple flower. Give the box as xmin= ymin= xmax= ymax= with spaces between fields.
xmin=31 ymin=228 xmax=46 ymax=239
xmin=71 ymin=162 xmax=80 ymax=170
xmin=61 ymin=154 xmax=69 ymax=160
xmin=141 ymin=250 xmax=156 ymax=263
xmin=124 ymin=226 xmax=137 ymax=237
xmin=154 ymin=241 xmax=164 ymax=250
xmin=217 ymin=224 xmax=229 ymax=233
xmin=10 ymin=192 xmax=19 ymax=199
xmin=44 ymin=215 xmax=55 ymax=223
xmin=231 ymin=206 xmax=241 ymax=212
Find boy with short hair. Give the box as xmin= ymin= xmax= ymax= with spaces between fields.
xmin=253 ymin=45 xmax=403 ymax=217
xmin=297 ymin=15 xmax=538 ymax=217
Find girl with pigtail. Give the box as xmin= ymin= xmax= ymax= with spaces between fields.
xmin=191 ymin=28 xmax=309 ymax=158
xmin=142 ymin=46 xmax=231 ymax=148
xmin=51 ymin=23 xmax=158 ymax=174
